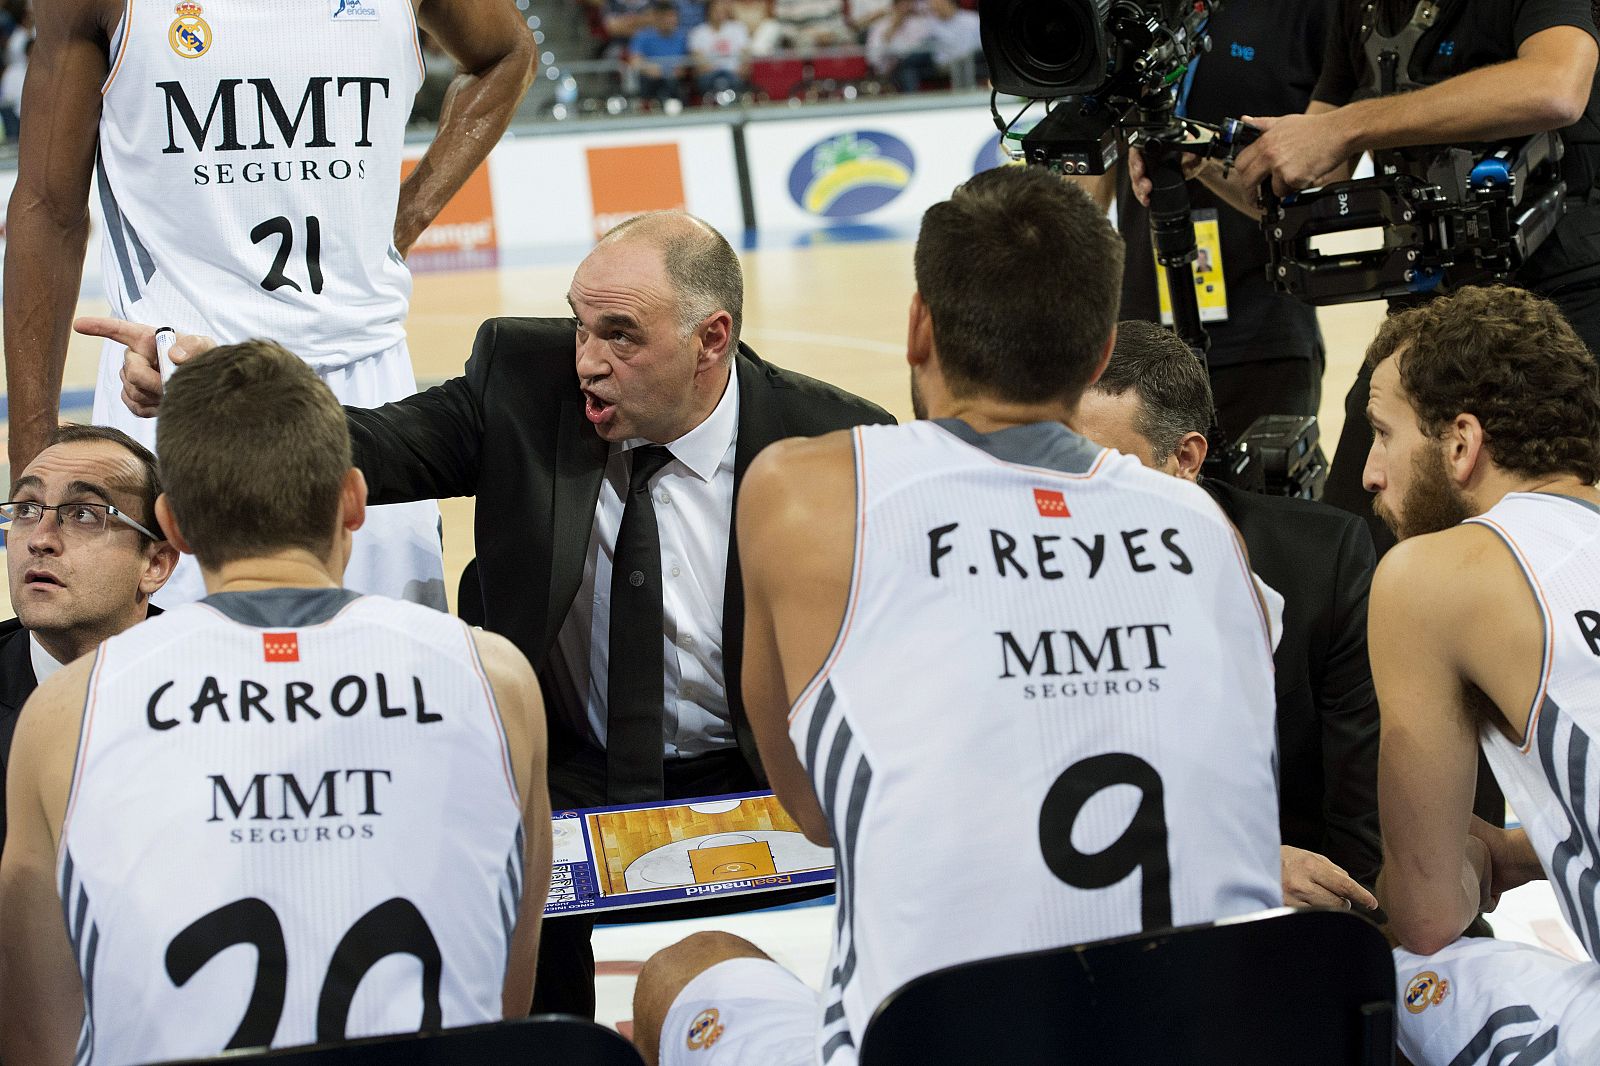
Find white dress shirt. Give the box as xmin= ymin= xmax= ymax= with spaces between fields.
xmin=29 ymin=632 xmax=65 ymax=685
xmin=548 ymin=370 xmax=741 ymax=760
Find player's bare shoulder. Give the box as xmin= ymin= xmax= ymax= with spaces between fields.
xmin=12 ymin=653 xmax=100 ymax=836
xmin=742 ymin=430 xmax=857 ymax=520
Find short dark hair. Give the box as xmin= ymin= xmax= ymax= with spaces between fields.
xmin=914 ymin=165 xmax=1124 ymax=404
xmin=1365 ymin=285 xmax=1600 ymax=483
xmin=157 ymin=340 xmax=353 ymax=570
xmin=42 ymin=423 xmax=162 ymax=540
xmin=1095 ymin=320 xmax=1214 ymax=462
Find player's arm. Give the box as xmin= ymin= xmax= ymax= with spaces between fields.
xmin=0 ymin=657 xmax=97 ymax=1064
xmin=471 ymin=629 xmax=550 ymax=1017
xmin=1370 ymin=538 xmax=1492 ymax=955
xmin=736 ymin=435 xmax=857 ymax=848
xmin=399 ymin=0 xmax=537 ymax=257
xmin=2 ymin=0 xmax=115 ymax=473
xmin=1236 ymin=26 xmax=1596 ymax=196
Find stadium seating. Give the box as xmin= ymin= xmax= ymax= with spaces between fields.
xmin=860 ymin=907 xmax=1396 ymax=1065
xmin=152 ymin=1016 xmax=645 ymax=1065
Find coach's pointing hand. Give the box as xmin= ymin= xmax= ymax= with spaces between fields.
xmin=74 ymin=317 xmax=215 ymax=419
xmin=1281 ymin=845 xmax=1379 ymax=910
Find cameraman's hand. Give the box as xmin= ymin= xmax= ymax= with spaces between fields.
xmin=1234 ymin=111 xmax=1354 ymax=198
xmin=1127 ymin=144 xmax=1206 ymax=207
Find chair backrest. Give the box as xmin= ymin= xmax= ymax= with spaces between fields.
xmin=860 ymin=908 xmax=1395 ymax=1066
xmin=153 ymin=1015 xmax=644 ymax=1066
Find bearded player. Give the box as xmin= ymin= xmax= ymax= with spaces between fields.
xmin=1366 ymin=285 xmax=1600 ymax=1063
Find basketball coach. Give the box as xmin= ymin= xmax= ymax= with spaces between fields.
xmin=342 ymin=212 xmax=894 ymax=1015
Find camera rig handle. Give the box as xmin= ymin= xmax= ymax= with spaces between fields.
xmin=1262 ymin=131 xmax=1567 ymax=306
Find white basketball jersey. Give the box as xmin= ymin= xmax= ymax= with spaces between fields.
xmin=1473 ymin=493 xmax=1600 ymax=963
xmin=58 ymin=590 xmax=524 ymax=1066
xmin=790 ymin=421 xmax=1283 ymax=1065
xmin=96 ymin=0 xmax=422 ymax=369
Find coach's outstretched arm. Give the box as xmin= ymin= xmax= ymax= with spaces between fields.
xmin=2 ymin=0 xmax=119 ymax=475
xmin=397 ymin=0 xmax=537 ymax=256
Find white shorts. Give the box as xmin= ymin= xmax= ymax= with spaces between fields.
xmin=659 ymin=958 xmax=824 ymax=1066
xmin=94 ymin=337 xmax=447 ymax=611
xmin=1396 ymin=939 xmax=1600 ymax=1065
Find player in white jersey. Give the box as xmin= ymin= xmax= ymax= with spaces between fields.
xmin=0 ymin=339 xmax=550 ymax=1065
xmin=1363 ymin=285 xmax=1600 ymax=1065
xmin=5 ymin=0 xmax=536 ymax=609
xmin=626 ymin=165 xmax=1284 ymax=1066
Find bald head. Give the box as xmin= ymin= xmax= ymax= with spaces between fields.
xmin=599 ymin=211 xmax=744 ymax=352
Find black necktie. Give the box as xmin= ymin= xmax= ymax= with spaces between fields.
xmin=606 ymin=444 xmax=675 ymax=802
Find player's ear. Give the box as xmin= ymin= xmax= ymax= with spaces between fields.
xmin=340 ymin=468 xmax=367 ymax=534
xmin=1171 ymin=430 xmax=1209 ymax=480
xmin=907 ymin=291 xmax=933 ymax=368
xmin=1449 ymin=412 xmax=1487 ymax=485
xmin=154 ymin=494 xmax=194 ymax=557
xmin=141 ymin=540 xmax=181 ymax=599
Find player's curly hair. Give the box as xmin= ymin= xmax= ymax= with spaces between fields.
xmin=1365 ymin=285 xmax=1600 ymax=484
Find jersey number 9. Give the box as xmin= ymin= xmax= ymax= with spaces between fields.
xmin=1038 ymin=752 xmax=1173 ymax=931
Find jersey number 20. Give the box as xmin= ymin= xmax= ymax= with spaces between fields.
xmin=165 ymin=896 xmax=441 ymax=1050
xmin=1038 ymin=752 xmax=1172 ymax=930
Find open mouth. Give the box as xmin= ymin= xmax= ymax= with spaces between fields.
xmin=24 ymin=569 xmax=63 ymax=589
xmin=584 ymin=390 xmax=618 ymax=426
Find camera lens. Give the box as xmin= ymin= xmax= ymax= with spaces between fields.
xmin=980 ymin=0 xmax=1110 ymax=98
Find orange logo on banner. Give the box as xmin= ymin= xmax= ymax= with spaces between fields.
xmin=401 ymin=157 xmax=497 ymax=261
xmin=586 ymin=143 xmax=687 ymax=239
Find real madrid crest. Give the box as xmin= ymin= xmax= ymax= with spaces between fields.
xmin=168 ymin=2 xmax=212 ymax=59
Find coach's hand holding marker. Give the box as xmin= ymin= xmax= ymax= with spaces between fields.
xmin=73 ymin=317 xmax=215 ymax=419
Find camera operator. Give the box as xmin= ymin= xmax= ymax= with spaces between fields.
xmin=1096 ymin=0 xmax=1337 ymax=442
xmin=1216 ymin=2 xmax=1600 ymax=544
xmin=1074 ymin=321 xmax=1382 ymax=904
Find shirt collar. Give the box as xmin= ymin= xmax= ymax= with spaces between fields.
xmin=29 ymin=631 xmax=65 ymax=684
xmin=620 ymin=365 xmax=740 ymax=482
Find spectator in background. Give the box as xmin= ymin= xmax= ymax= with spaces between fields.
xmin=847 ymin=0 xmax=892 ymax=39
xmin=866 ymin=0 xmax=934 ymax=91
xmin=729 ymin=0 xmax=782 ymax=54
xmin=0 ymin=424 xmax=176 ymax=857
xmin=773 ymin=0 xmax=851 ymax=51
xmin=926 ymin=0 xmax=982 ymax=86
xmin=602 ymin=0 xmax=655 ymax=55
xmin=631 ymin=1 xmax=691 ymax=104
xmin=689 ymin=0 xmax=751 ymax=95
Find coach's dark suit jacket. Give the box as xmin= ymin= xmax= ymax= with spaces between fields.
xmin=0 ymin=619 xmax=34 ymax=856
xmin=1202 ymin=479 xmax=1383 ymax=888
xmin=347 ymin=317 xmax=895 ymax=802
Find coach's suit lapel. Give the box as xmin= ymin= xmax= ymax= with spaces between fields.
xmin=722 ymin=348 xmax=788 ymax=784
xmin=548 ymin=400 xmax=609 ymax=647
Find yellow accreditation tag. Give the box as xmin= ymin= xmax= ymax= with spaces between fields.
xmin=1155 ymin=208 xmax=1230 ymax=325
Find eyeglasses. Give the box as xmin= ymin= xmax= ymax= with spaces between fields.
xmin=0 ymin=500 xmax=160 ymax=540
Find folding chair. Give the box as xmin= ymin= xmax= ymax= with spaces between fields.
xmin=860 ymin=907 xmax=1396 ymax=1065
xmin=154 ymin=1015 xmax=643 ymax=1065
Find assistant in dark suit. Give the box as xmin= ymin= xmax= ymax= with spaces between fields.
xmin=346 ymin=314 xmax=893 ymax=1013
xmin=1201 ymin=480 xmax=1381 ymax=886
xmin=0 ymin=618 xmax=36 ymax=857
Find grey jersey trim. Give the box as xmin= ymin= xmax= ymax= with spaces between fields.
xmin=1536 ymin=492 xmax=1600 ymax=517
xmin=200 ymin=587 xmax=362 ymax=628
xmin=933 ymin=419 xmax=1104 ymax=475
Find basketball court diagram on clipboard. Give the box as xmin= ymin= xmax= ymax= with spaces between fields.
xmin=545 ymin=791 xmax=836 ymax=915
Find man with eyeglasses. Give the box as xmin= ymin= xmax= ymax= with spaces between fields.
xmin=0 ymin=423 xmax=177 ymax=855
